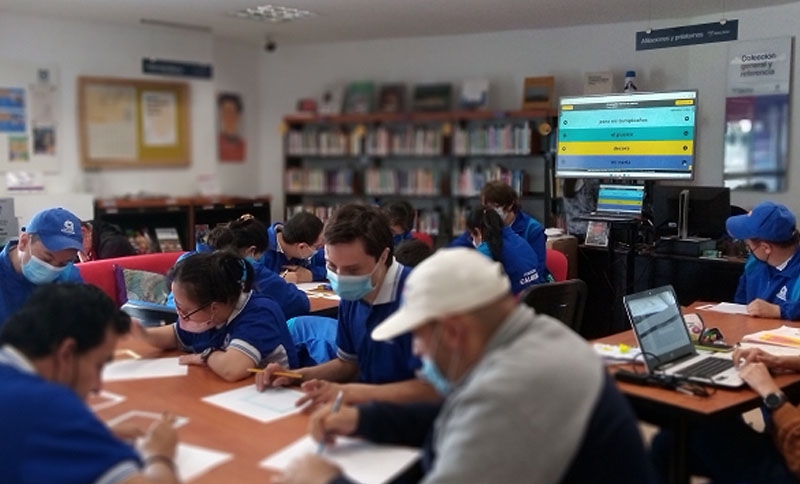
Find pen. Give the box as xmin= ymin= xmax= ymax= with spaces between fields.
xmin=246 ymin=369 xmax=304 ymax=379
xmin=281 ymin=270 xmax=289 ymax=278
xmin=317 ymin=390 xmax=345 ymax=455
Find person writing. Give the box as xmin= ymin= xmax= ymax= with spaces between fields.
xmin=0 ymin=283 xmax=179 ymax=484
xmin=0 ymin=207 xmax=84 ymax=328
xmin=133 ymin=251 xmax=297 ymax=381
xmin=272 ymin=248 xmax=655 ymax=484
xmin=726 ymin=201 xmax=800 ymax=320
xmin=256 ymin=204 xmax=437 ymax=410
xmin=263 ymin=212 xmax=326 ymax=284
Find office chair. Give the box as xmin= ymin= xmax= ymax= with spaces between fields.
xmin=521 ymin=279 xmax=588 ymax=334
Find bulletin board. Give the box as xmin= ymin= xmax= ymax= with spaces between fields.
xmin=0 ymin=61 xmax=60 ymax=173
xmin=78 ymin=76 xmax=191 ymax=168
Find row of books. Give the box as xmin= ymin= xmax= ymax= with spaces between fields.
xmin=126 ymin=227 xmax=183 ymax=254
xmin=452 ymin=166 xmax=529 ymax=196
xmin=364 ymin=168 xmax=442 ymax=196
xmin=285 ymin=204 xmax=338 ymax=223
xmin=451 ymin=206 xmax=470 ymax=235
xmin=285 ymin=203 xmax=443 ymax=236
xmin=452 ymin=122 xmax=533 ymax=155
xmin=286 ymin=130 xmax=359 ymax=156
xmin=365 ymin=126 xmax=445 ymax=156
xmin=285 ymin=168 xmax=355 ymax=194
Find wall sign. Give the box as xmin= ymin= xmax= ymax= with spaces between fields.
xmin=636 ymin=20 xmax=738 ymax=51
xmin=143 ymin=59 xmax=213 ymax=79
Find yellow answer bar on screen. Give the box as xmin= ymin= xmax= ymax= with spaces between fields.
xmin=559 ymin=140 xmax=694 ymax=156
xmin=597 ymin=198 xmax=642 ymax=206
xmin=675 ymin=99 xmax=694 ymax=105
xmin=562 ymin=105 xmax=574 ymax=110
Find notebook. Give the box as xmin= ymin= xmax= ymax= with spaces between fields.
xmin=624 ymin=285 xmax=743 ymax=388
xmin=590 ymin=184 xmax=645 ymax=219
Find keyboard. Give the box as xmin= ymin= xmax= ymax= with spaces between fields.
xmin=675 ymin=357 xmax=734 ymax=379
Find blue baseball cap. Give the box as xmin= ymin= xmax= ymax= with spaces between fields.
xmin=726 ymin=201 xmax=796 ymax=242
xmin=22 ymin=207 xmax=84 ymax=251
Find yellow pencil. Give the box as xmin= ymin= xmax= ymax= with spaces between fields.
xmin=247 ymin=368 xmax=303 ymax=379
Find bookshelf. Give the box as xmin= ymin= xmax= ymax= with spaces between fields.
xmin=94 ymin=195 xmax=271 ymax=252
xmin=283 ymin=110 xmax=556 ymax=245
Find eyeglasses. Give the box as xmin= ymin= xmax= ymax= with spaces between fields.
xmin=176 ymin=301 xmax=212 ymax=321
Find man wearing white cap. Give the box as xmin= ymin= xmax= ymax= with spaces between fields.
xmin=0 ymin=207 xmax=84 ymax=328
xmin=273 ymin=248 xmax=655 ymax=484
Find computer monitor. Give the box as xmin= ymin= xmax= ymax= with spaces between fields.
xmin=651 ymin=185 xmax=731 ymax=239
xmin=596 ymin=184 xmax=645 ymax=215
xmin=556 ymin=90 xmax=697 ymax=180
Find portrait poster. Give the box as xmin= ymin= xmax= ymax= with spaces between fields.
xmin=218 ymin=92 xmax=245 ymax=162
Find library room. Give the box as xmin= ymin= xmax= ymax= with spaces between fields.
xmin=2 ymin=1 xmax=800 ymax=483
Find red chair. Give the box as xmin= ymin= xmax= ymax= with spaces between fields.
xmin=545 ymin=248 xmax=568 ymax=282
xmin=77 ymin=252 xmax=185 ymax=305
xmin=411 ymin=231 xmax=434 ymax=249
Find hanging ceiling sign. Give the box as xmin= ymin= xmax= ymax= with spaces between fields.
xmin=636 ymin=20 xmax=738 ymax=51
xmin=143 ymin=58 xmax=213 ymax=79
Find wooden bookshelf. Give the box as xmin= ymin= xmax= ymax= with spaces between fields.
xmin=94 ymin=195 xmax=271 ymax=251
xmin=283 ymin=109 xmax=556 ymax=245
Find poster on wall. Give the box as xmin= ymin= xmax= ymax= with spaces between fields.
xmin=724 ymin=37 xmax=793 ymax=192
xmin=0 ymin=88 xmax=26 ymax=132
xmin=85 ymin=84 xmax=138 ymax=161
xmin=141 ymin=91 xmax=177 ymax=146
xmin=217 ymin=92 xmax=245 ymax=162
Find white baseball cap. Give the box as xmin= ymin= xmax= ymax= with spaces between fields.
xmin=371 ymin=247 xmax=511 ymax=341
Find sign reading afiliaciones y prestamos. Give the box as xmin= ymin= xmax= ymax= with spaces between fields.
xmin=636 ymin=20 xmax=738 ymax=51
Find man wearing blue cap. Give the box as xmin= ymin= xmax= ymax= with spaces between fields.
xmin=0 ymin=207 xmax=84 ymax=328
xmin=726 ymin=201 xmax=800 ymax=320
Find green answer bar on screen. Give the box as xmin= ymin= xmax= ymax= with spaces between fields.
xmin=559 ymin=127 xmax=694 ymax=142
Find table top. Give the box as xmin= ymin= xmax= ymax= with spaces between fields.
xmin=99 ymin=337 xmax=306 ymax=482
xmin=596 ymin=303 xmax=800 ymax=418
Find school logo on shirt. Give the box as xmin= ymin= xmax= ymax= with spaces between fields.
xmin=520 ymin=269 xmax=540 ymax=285
xmin=777 ymin=285 xmax=788 ymax=301
xmin=62 ymin=220 xmax=75 ymax=235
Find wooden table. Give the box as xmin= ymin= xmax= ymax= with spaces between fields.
xmin=596 ymin=303 xmax=800 ymax=484
xmin=308 ymin=295 xmax=339 ymax=317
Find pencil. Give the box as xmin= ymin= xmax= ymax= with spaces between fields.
xmin=246 ymin=368 xmax=303 ymax=379
xmin=317 ymin=390 xmax=345 ymax=454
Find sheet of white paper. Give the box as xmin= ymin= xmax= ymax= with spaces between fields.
xmin=697 ymin=302 xmax=749 ymax=315
xmin=102 ymin=357 xmax=187 ymax=382
xmin=106 ymin=410 xmax=189 ymax=429
xmin=260 ymin=435 xmax=420 ymax=484
xmin=88 ymin=390 xmax=126 ymax=412
xmin=202 ymin=385 xmax=304 ymax=423
xmin=296 ymin=282 xmax=340 ymax=300
xmin=174 ymin=443 xmax=233 ymax=482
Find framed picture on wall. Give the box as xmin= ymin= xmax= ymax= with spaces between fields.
xmin=522 ymin=76 xmax=554 ymax=110
xmin=218 ymin=92 xmax=245 ymax=163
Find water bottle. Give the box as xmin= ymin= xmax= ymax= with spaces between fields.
xmin=623 ymin=70 xmax=638 ymax=93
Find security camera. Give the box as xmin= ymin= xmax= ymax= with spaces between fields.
xmin=265 ymin=39 xmax=277 ymax=52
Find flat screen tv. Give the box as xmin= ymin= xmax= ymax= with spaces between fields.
xmin=556 ymin=90 xmax=697 ymax=180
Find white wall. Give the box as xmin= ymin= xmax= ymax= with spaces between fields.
xmin=260 ymin=3 xmax=800 ymax=219
xmin=0 ymin=12 xmax=263 ymax=206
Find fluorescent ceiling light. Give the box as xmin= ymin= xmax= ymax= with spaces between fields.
xmin=231 ymin=4 xmax=315 ymax=23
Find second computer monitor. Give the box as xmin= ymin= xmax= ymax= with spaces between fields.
xmin=652 ymin=185 xmax=731 ymax=239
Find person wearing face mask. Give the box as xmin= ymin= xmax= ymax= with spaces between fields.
xmin=166 ymin=216 xmax=310 ymax=320
xmin=263 ymin=212 xmax=327 ymax=284
xmin=451 ymin=181 xmax=551 ymax=281
xmin=256 ymin=204 xmax=438 ymax=411
xmin=726 ymin=201 xmax=800 ymax=320
xmin=0 ymin=283 xmax=180 ymax=484
xmin=466 ymin=205 xmax=544 ymax=294
xmin=272 ymin=248 xmax=655 ymax=484
xmin=384 ymin=200 xmax=415 ymax=247
xmin=132 ymin=251 xmax=297 ymax=382
xmin=0 ymin=207 xmax=84 ymax=329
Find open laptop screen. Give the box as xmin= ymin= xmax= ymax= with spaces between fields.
xmin=596 ymin=184 xmax=645 ymax=214
xmin=624 ymin=285 xmax=694 ymax=371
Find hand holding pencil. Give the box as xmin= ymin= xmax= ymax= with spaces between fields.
xmin=254 ymin=362 xmax=304 ymax=391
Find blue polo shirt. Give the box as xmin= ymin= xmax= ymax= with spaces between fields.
xmin=734 ymin=246 xmax=800 ymax=320
xmin=392 ymin=231 xmax=413 ymax=247
xmin=0 ymin=345 xmax=141 ymax=484
xmin=450 ymin=209 xmax=550 ymax=281
xmin=261 ymin=222 xmax=326 ymax=281
xmin=476 ymin=227 xmax=544 ymax=295
xmin=0 ymin=241 xmax=83 ymax=330
xmin=336 ymin=259 xmax=420 ymax=384
xmin=174 ymin=291 xmax=299 ymax=369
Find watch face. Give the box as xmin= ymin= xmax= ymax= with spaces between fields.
xmin=766 ymin=392 xmax=786 ymax=409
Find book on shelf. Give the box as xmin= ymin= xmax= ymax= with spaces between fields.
xmin=453 ymin=122 xmax=532 ymax=156
xmin=452 ymin=165 xmax=529 ymax=196
xmin=459 ymin=79 xmax=489 ymax=110
xmin=154 ymin=227 xmax=183 ymax=252
xmin=413 ymin=83 xmax=452 ymax=112
xmin=378 ymin=84 xmax=405 ymax=113
xmin=366 ymin=126 xmax=443 ymax=156
xmin=343 ymin=81 xmax=375 ymax=114
xmin=365 ymin=168 xmax=441 ymax=196
xmin=287 ymin=128 xmax=353 ymax=156
xmin=319 ymin=85 xmax=344 ymax=115
xmin=285 ymin=168 xmax=355 ymax=195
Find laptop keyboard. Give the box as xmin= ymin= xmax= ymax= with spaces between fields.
xmin=675 ymin=357 xmax=734 ymax=379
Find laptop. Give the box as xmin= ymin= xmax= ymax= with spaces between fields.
xmin=587 ymin=184 xmax=645 ymax=220
xmin=624 ymin=285 xmax=743 ymax=388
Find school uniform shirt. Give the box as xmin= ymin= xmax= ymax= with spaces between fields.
xmin=0 ymin=241 xmax=84 ymax=330
xmin=0 ymin=345 xmax=141 ymax=484
xmin=174 ymin=291 xmax=299 ymax=369
xmin=392 ymin=231 xmax=413 ymax=247
xmin=336 ymin=258 xmax=420 ymax=384
xmin=261 ymin=222 xmax=326 ymax=281
xmin=734 ymin=246 xmax=800 ymax=320
xmin=476 ymin=227 xmax=544 ymax=295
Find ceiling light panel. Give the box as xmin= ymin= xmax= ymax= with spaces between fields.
xmin=231 ymin=4 xmax=315 ymax=23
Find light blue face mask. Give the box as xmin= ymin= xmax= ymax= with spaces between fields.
xmin=474 ymin=241 xmax=491 ymax=258
xmin=327 ymin=263 xmax=379 ymax=301
xmin=419 ymin=356 xmax=453 ymax=396
xmin=22 ymin=254 xmax=70 ymax=284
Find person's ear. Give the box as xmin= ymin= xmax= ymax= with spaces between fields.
xmin=439 ymin=316 xmax=467 ymax=351
xmin=18 ymin=232 xmax=30 ymax=251
xmin=53 ymin=338 xmax=78 ymax=383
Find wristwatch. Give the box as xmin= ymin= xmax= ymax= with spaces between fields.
xmin=764 ymin=391 xmax=788 ymax=410
xmin=200 ymin=347 xmax=216 ymax=364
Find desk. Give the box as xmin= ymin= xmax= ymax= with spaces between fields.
xmin=99 ymin=338 xmax=307 ymax=482
xmin=596 ymin=305 xmax=800 ymax=484
xmin=309 ymin=295 xmax=339 ymax=317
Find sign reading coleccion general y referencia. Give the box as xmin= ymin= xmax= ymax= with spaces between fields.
xmin=636 ymin=20 xmax=738 ymax=51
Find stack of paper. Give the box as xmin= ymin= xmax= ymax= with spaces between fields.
xmin=696 ymin=302 xmax=749 ymax=315
xmin=593 ymin=343 xmax=642 ymax=363
xmin=741 ymin=326 xmax=800 ymax=349
xmin=102 ymin=357 xmax=188 ymax=382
